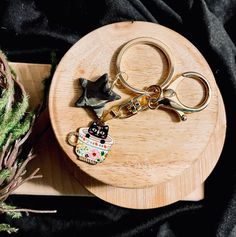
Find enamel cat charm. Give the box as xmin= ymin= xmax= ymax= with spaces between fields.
xmin=68 ymin=74 xmax=119 ymax=164
xmin=67 ymin=121 xmax=113 ymax=165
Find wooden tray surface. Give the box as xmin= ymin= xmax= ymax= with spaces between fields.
xmin=11 ymin=60 xmax=225 ymax=208
xmin=49 ymin=22 xmax=226 ymax=193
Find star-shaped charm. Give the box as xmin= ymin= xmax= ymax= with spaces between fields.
xmin=75 ymin=73 xmax=121 ymax=118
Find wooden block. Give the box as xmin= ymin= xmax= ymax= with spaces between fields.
xmin=48 ymin=21 xmax=226 ymax=208
xmin=11 ymin=63 xmax=206 ymax=207
xmin=11 ymin=22 xmax=226 ymax=209
xmin=11 ymin=62 xmax=90 ymax=196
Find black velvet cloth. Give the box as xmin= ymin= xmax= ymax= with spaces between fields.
xmin=0 ymin=0 xmax=236 ymax=236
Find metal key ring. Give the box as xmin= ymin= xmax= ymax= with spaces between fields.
xmin=161 ymin=71 xmax=212 ymax=113
xmin=116 ymin=37 xmax=175 ymax=95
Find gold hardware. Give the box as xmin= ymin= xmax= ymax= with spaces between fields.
xmin=67 ymin=132 xmax=79 ymax=146
xmin=114 ymin=37 xmax=212 ymax=121
xmin=101 ymin=94 xmax=149 ymax=122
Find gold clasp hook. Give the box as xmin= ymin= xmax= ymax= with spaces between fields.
xmin=157 ymin=72 xmax=212 ymax=121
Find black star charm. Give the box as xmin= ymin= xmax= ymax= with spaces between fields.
xmin=75 ymin=73 xmax=121 ymax=118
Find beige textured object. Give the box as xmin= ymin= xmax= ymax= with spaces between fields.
xmin=11 ymin=58 xmax=224 ymax=208
xmin=10 ymin=61 xmax=223 ymax=209
xmin=49 ymin=21 xmax=226 ymax=190
xmin=10 ymin=21 xmax=226 ymax=209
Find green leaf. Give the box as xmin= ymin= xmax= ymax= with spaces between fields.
xmin=0 ymin=202 xmax=23 ymax=219
xmin=0 ymin=169 xmax=11 ymax=180
xmin=7 ymin=211 xmax=22 ymax=219
xmin=0 ymin=223 xmax=18 ymax=234
xmin=0 ymin=93 xmax=29 ymax=148
xmin=0 ymin=88 xmax=13 ymax=115
xmin=10 ymin=112 xmax=33 ymax=142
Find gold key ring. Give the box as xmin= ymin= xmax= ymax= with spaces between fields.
xmin=116 ymin=37 xmax=175 ymax=94
xmin=113 ymin=37 xmax=212 ymax=121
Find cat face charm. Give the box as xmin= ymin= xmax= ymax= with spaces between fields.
xmin=88 ymin=122 xmax=109 ymax=140
xmin=69 ymin=74 xmax=117 ymax=164
xmin=67 ymin=122 xmax=113 ymax=165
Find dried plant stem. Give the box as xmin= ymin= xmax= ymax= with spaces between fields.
xmin=0 ymin=51 xmax=57 ymax=232
xmin=0 ymin=134 xmax=12 ymax=169
xmin=0 ymin=208 xmax=57 ymax=215
xmin=0 ymin=168 xmax=42 ymax=201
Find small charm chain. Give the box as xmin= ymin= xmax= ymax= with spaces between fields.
xmin=101 ymin=84 xmax=163 ymax=122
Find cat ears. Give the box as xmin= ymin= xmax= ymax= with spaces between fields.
xmin=89 ymin=121 xmax=109 ymax=130
xmin=103 ymin=125 xmax=109 ymax=130
xmin=90 ymin=121 xmax=109 ymax=129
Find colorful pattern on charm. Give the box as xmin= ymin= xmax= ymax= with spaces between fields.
xmin=67 ymin=121 xmax=113 ymax=165
xmin=75 ymin=73 xmax=121 ymax=118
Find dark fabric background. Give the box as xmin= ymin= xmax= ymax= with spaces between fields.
xmin=1 ymin=0 xmax=236 ymax=236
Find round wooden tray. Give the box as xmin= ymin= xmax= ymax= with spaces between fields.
xmin=49 ymin=22 xmax=226 ymax=194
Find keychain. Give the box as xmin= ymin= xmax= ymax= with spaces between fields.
xmin=67 ymin=121 xmax=113 ymax=165
xmin=67 ymin=73 xmax=120 ymax=164
xmin=67 ymin=37 xmax=212 ymax=165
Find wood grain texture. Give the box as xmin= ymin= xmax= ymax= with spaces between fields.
xmin=10 ymin=62 xmax=219 ymax=208
xmin=73 ymin=88 xmax=225 ymax=208
xmin=49 ymin=22 xmax=226 ymax=194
